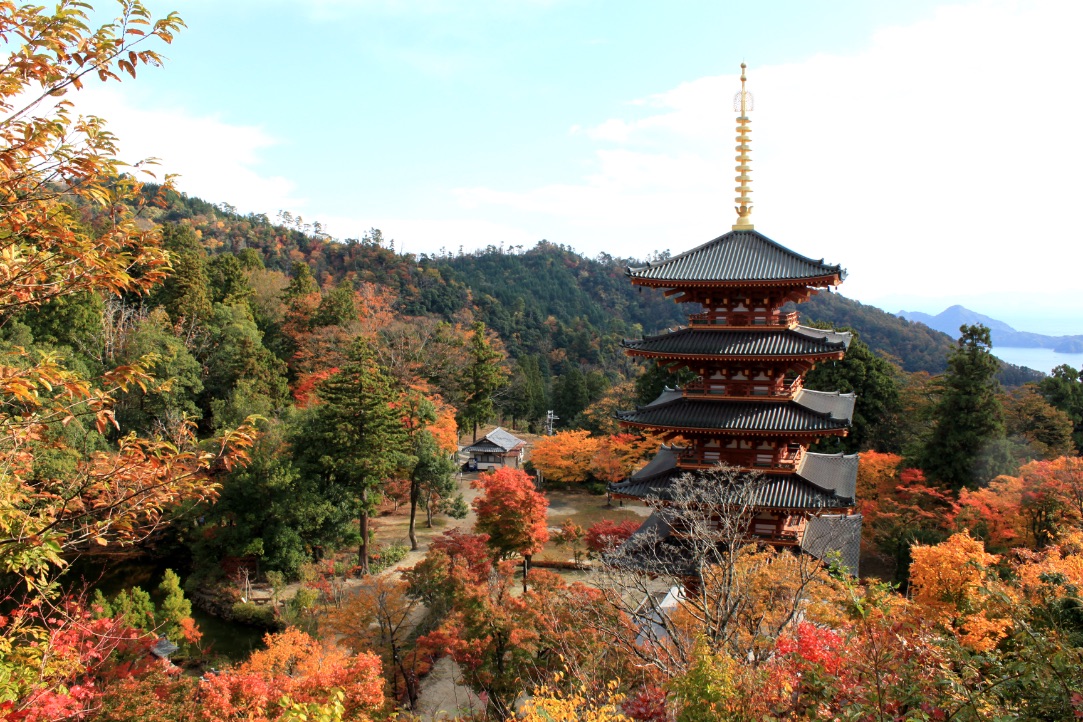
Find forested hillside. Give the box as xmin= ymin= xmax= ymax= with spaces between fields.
xmin=143 ymin=186 xmax=998 ymax=380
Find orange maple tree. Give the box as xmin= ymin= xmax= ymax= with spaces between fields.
xmin=472 ymin=468 xmax=549 ymax=588
xmin=531 ymin=430 xmax=600 ymax=483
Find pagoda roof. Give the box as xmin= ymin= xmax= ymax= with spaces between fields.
xmin=461 ymin=427 xmax=525 ymax=454
xmin=609 ymin=447 xmax=857 ymax=509
xmin=616 ymin=388 xmax=855 ymax=434
xmin=798 ymin=451 xmax=859 ymax=500
xmin=606 ymin=511 xmax=862 ymax=576
xmin=801 ymin=513 xmax=862 ymax=574
xmin=623 ymin=325 xmax=852 ymax=359
xmin=626 ymin=230 xmax=844 ymax=286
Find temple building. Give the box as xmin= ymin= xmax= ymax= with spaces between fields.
xmin=610 ymin=65 xmax=862 ymax=573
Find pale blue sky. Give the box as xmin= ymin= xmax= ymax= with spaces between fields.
xmin=74 ymin=1 xmax=1083 ymax=335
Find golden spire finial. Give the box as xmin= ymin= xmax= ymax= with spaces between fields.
xmin=732 ymin=62 xmax=754 ymax=230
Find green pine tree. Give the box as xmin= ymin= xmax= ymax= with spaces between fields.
xmin=156 ymin=569 xmax=192 ymax=643
xmin=303 ymin=337 xmax=411 ymax=572
xmin=459 ymin=322 xmax=508 ymax=441
xmin=804 ymin=332 xmax=901 ymax=453
xmin=917 ymin=324 xmax=1006 ymax=490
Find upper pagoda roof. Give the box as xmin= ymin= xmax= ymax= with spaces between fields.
xmin=623 ymin=325 xmax=852 ymax=359
xmin=616 ymin=388 xmax=855 ymax=434
xmin=627 ymin=230 xmax=844 ymax=287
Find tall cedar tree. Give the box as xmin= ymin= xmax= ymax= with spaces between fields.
xmin=310 ymin=338 xmax=411 ymax=572
xmin=460 ymin=322 xmax=508 ymax=441
xmin=804 ymin=331 xmax=900 ymax=453
xmin=918 ymin=324 xmax=1006 ymax=490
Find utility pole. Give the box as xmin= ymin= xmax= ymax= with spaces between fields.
xmin=545 ymin=410 xmax=559 ymax=436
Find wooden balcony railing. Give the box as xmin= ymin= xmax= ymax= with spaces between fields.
xmin=676 ymin=446 xmax=803 ymax=471
xmin=688 ymin=311 xmax=798 ymax=328
xmin=683 ymin=379 xmax=802 ymax=398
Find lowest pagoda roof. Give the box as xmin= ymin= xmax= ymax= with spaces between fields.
xmin=609 ymin=445 xmax=858 ymax=508
xmin=627 ymin=230 xmax=845 ymax=287
xmin=623 ymin=325 xmax=852 ymax=359
xmin=616 ymin=387 xmax=855 ymax=435
xmin=607 ymin=510 xmax=862 ymax=576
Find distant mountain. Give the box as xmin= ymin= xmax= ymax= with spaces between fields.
xmin=897 ymin=305 xmax=1083 ymax=353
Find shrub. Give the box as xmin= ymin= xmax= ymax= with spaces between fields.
xmin=231 ymin=602 xmax=278 ymax=629
xmin=585 ymin=519 xmax=642 ymax=553
xmin=369 ymin=542 xmax=410 ymax=574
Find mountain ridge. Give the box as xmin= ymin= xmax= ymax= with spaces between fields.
xmin=897 ymin=305 xmax=1083 ymax=353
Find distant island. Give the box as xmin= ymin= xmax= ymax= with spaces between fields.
xmin=897 ymin=305 xmax=1083 ymax=354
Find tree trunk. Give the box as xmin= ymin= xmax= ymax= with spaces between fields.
xmin=408 ymin=477 xmax=420 ymax=551
xmin=522 ymin=554 xmax=531 ymax=593
xmin=472 ymin=420 xmax=478 ymax=443
xmin=359 ymin=486 xmax=370 ymax=574
xmin=425 ymin=494 xmax=434 ymax=528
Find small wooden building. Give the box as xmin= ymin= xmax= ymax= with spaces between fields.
xmin=462 ymin=427 xmax=526 ymax=470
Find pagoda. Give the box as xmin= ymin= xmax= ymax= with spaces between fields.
xmin=610 ymin=65 xmax=862 ymax=573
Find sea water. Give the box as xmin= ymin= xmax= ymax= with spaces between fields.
xmin=993 ymin=347 xmax=1083 ymax=375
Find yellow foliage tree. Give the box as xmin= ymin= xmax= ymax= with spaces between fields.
xmin=521 ymin=678 xmax=630 ymax=722
xmin=909 ymin=532 xmax=1013 ymax=652
xmin=531 ymin=430 xmax=600 ymax=483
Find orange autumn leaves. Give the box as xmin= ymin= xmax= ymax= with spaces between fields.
xmin=860 ymin=451 xmax=1083 ymax=553
xmin=531 ymin=430 xmax=658 ymax=484
xmin=472 ymin=468 xmax=550 ymax=559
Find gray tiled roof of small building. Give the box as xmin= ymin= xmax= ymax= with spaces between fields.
xmin=150 ymin=637 xmax=180 ymax=659
xmin=801 ymin=513 xmax=863 ymax=575
xmin=616 ymin=390 xmax=855 ymax=432
xmin=623 ymin=326 xmax=852 ymax=357
xmin=462 ymin=440 xmax=507 ymax=453
xmin=463 ymin=427 xmax=524 ymax=453
xmin=626 ymin=230 xmax=844 ymax=283
xmin=799 ymin=452 xmax=859 ymax=500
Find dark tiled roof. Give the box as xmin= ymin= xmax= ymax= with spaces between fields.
xmin=609 ymin=453 xmax=853 ymax=510
xmin=611 ymin=447 xmax=857 ymax=509
xmin=611 ymin=471 xmax=851 ymax=510
xmin=462 ymin=427 xmax=524 ymax=453
xmin=608 ymin=511 xmax=862 ymax=577
xmin=463 ymin=441 xmax=507 ymax=453
xmin=605 ymin=512 xmax=695 ymax=576
xmin=150 ymin=637 xmax=180 ymax=659
xmin=628 ymin=445 xmax=682 ymax=482
xmin=623 ymin=325 xmax=852 ymax=358
xmin=627 ymin=230 xmax=844 ymax=284
xmin=616 ymin=389 xmax=855 ymax=433
xmin=799 ymin=452 xmax=859 ymax=500
xmin=801 ymin=513 xmax=863 ymax=575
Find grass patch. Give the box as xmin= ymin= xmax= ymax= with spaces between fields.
xmin=537 ymin=491 xmax=649 ymax=562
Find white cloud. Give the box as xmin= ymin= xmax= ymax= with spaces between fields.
xmin=72 ymin=86 xmax=303 ymax=214
xmin=455 ymin=0 xmax=1083 ymax=318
